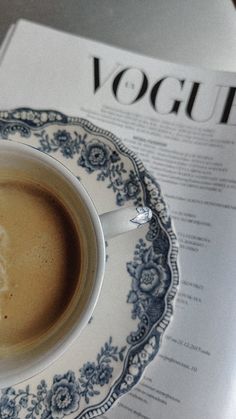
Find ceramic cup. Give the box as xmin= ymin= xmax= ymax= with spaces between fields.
xmin=0 ymin=140 xmax=152 ymax=388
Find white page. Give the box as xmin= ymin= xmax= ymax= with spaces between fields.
xmin=0 ymin=20 xmax=236 ymax=419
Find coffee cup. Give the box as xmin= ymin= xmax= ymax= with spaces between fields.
xmin=0 ymin=140 xmax=152 ymax=388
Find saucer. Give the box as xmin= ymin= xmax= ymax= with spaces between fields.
xmin=0 ymin=109 xmax=178 ymax=419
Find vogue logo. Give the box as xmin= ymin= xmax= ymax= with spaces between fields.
xmin=92 ymin=57 xmax=236 ymax=125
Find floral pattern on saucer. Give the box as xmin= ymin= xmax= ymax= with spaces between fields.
xmin=0 ymin=338 xmax=126 ymax=419
xmin=35 ymin=128 xmax=142 ymax=207
xmin=0 ymin=109 xmax=179 ymax=419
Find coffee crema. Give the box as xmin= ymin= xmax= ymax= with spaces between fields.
xmin=0 ymin=180 xmax=81 ymax=352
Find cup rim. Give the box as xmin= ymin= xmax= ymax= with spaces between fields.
xmin=0 ymin=140 xmax=106 ymax=388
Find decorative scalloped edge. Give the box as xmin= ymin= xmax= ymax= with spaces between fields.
xmin=0 ymin=108 xmax=179 ymax=419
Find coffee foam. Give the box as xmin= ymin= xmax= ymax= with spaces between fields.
xmin=0 ymin=180 xmax=81 ymax=351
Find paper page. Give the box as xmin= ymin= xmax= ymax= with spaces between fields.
xmin=0 ymin=20 xmax=235 ymax=419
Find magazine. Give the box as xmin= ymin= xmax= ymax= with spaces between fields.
xmin=0 ymin=20 xmax=235 ymax=419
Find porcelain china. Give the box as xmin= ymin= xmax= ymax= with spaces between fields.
xmin=0 ymin=109 xmax=178 ymax=419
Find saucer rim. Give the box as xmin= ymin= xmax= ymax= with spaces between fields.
xmin=0 ymin=108 xmax=179 ymax=419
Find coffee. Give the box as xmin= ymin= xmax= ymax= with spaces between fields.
xmin=0 ymin=179 xmax=81 ymax=352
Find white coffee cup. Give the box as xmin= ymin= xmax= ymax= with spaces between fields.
xmin=0 ymin=140 xmax=152 ymax=388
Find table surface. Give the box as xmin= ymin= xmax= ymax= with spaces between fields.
xmin=0 ymin=0 xmax=235 ymax=72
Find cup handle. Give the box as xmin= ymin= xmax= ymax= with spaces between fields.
xmin=99 ymin=206 xmax=152 ymax=240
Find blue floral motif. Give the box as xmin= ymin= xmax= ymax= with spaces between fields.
xmin=36 ymin=129 xmax=81 ymax=159
xmin=116 ymin=171 xmax=141 ymax=206
xmin=110 ymin=150 xmax=120 ymax=163
xmin=79 ymin=337 xmax=126 ymax=404
xmin=79 ymin=139 xmax=111 ymax=172
xmin=0 ymin=338 xmax=126 ymax=418
xmin=127 ymin=239 xmax=170 ymax=327
xmin=61 ymin=143 xmax=75 ymax=159
xmin=0 ymin=395 xmax=20 ymax=419
xmin=44 ymin=372 xmax=80 ymax=418
xmin=95 ymin=364 xmax=113 ymax=387
xmin=36 ymin=129 xmax=142 ymax=206
xmin=78 ymin=138 xmax=142 ymax=205
xmin=80 ymin=362 xmax=97 ymax=381
xmin=134 ymin=261 xmax=166 ymax=295
xmin=53 ymin=130 xmax=72 ymax=145
xmin=124 ymin=178 xmax=140 ymax=199
xmin=41 ymin=410 xmax=53 ymax=419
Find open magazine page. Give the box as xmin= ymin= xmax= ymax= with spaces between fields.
xmin=81 ymin=55 xmax=236 ymax=419
xmin=0 ymin=20 xmax=235 ymax=419
xmin=97 ymin=72 xmax=236 ymax=419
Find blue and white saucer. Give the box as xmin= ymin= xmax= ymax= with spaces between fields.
xmin=0 ymin=109 xmax=178 ymax=419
